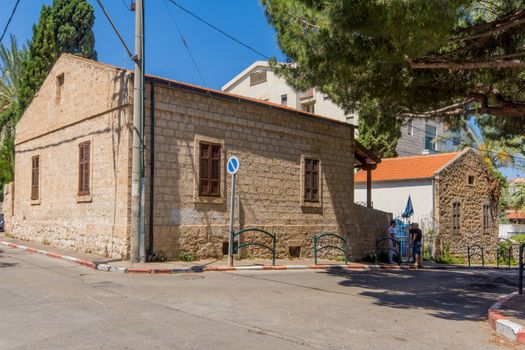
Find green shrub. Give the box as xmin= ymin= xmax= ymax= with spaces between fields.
xmin=511 ymin=234 xmax=525 ymax=245
xmin=435 ymin=247 xmax=465 ymax=264
xmin=422 ymin=245 xmax=432 ymax=261
xmin=179 ymin=250 xmax=196 ymax=262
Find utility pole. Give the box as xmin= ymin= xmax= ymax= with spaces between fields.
xmin=130 ymin=0 xmax=144 ymax=263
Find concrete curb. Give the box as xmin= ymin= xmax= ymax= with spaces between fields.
xmin=0 ymin=241 xmax=97 ymax=269
xmin=488 ymin=292 xmax=525 ymax=344
xmin=1 ymin=239 xmax=516 ymax=274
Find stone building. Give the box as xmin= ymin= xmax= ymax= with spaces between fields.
xmin=355 ymin=148 xmax=500 ymax=259
xmin=3 ymin=54 xmax=390 ymax=261
xmin=222 ymin=61 xmax=456 ymax=156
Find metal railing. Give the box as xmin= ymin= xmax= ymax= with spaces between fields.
xmin=313 ymin=232 xmax=348 ymax=265
xmin=467 ymin=244 xmax=485 ymax=267
xmin=518 ymin=243 xmax=525 ymax=294
xmin=233 ymin=228 xmax=276 ymax=266
xmin=496 ymin=239 xmax=513 ymax=268
xmin=375 ymin=238 xmax=401 ymax=266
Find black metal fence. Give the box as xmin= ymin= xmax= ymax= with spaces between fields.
xmin=467 ymin=244 xmax=485 ymax=267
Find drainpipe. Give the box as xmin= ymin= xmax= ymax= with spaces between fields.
xmin=148 ymin=82 xmax=155 ymax=255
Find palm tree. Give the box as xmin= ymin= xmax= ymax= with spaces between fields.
xmin=0 ymin=35 xmax=28 ymax=199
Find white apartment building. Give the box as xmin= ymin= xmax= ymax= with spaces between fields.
xmin=223 ymin=61 xmax=455 ymax=156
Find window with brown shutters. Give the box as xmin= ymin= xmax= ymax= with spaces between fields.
xmin=78 ymin=141 xmax=90 ymax=196
xmin=304 ymin=158 xmax=319 ymax=202
xmin=199 ymin=142 xmax=221 ymax=197
xmin=31 ymin=156 xmax=39 ymax=200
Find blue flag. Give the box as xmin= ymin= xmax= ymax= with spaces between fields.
xmin=401 ymin=195 xmax=414 ymax=218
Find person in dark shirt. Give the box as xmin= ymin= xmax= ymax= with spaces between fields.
xmin=409 ymin=223 xmax=423 ymax=268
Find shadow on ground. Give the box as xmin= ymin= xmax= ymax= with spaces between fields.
xmin=323 ymin=268 xmax=517 ymax=322
xmin=0 ymin=248 xmax=17 ymax=268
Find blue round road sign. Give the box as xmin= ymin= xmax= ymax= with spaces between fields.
xmin=227 ymin=155 xmax=240 ymax=175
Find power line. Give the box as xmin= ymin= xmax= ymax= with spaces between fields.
xmin=95 ymin=0 xmax=136 ymax=62
xmin=165 ymin=0 xmax=270 ymax=60
xmin=162 ymin=0 xmax=208 ymax=87
xmin=0 ymin=0 xmax=21 ymax=44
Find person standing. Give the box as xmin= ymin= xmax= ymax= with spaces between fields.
xmin=409 ymin=223 xmax=423 ymax=268
xmin=387 ymin=220 xmax=397 ymax=264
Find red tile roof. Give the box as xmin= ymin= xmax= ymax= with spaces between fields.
xmin=355 ymin=152 xmax=460 ymax=183
xmin=507 ymin=211 xmax=525 ymax=220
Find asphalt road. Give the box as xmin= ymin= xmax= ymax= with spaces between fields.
xmin=0 ymin=246 xmax=522 ymax=350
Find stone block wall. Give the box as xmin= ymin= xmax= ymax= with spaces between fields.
xmin=434 ymin=149 xmax=500 ymax=261
xmin=9 ymin=55 xmax=132 ymax=259
xmin=2 ymin=182 xmax=13 ymax=232
xmin=143 ymin=81 xmax=387 ymax=261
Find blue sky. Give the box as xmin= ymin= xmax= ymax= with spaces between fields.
xmin=1 ymin=0 xmax=285 ymax=90
xmin=1 ymin=0 xmax=523 ymax=179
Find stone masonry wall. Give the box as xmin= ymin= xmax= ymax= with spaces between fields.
xmin=144 ymin=81 xmax=390 ymax=261
xmin=9 ymin=55 xmax=132 ymax=259
xmin=434 ymin=149 xmax=500 ymax=261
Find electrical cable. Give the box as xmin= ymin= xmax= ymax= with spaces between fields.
xmin=165 ymin=0 xmax=270 ymax=59
xmin=0 ymin=0 xmax=21 ymax=43
xmin=163 ymin=0 xmax=208 ymax=87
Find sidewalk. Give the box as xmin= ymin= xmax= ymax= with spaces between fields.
xmin=488 ymin=292 xmax=525 ymax=345
xmin=0 ymin=233 xmax=518 ymax=274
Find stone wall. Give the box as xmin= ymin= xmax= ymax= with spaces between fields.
xmin=9 ymin=55 xmax=132 ymax=258
xmin=434 ymin=149 xmax=500 ymax=261
xmin=2 ymin=182 xmax=13 ymax=232
xmin=143 ymin=81 xmax=388 ymax=261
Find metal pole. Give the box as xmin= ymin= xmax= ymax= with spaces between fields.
xmin=237 ymin=192 xmax=241 ymax=256
xmin=518 ymin=244 xmax=525 ymax=294
xmin=228 ymin=173 xmax=236 ymax=267
xmin=130 ymin=0 xmax=144 ymax=262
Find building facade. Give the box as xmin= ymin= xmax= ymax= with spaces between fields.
xmin=355 ymin=149 xmax=500 ymax=259
xmin=3 ymin=54 xmax=390 ymax=261
xmin=222 ymin=61 xmax=455 ymax=156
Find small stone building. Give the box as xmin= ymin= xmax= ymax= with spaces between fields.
xmin=3 ymin=54 xmax=390 ymax=261
xmin=355 ymin=149 xmax=500 ymax=259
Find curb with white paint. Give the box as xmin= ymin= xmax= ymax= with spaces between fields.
xmin=488 ymin=292 xmax=525 ymax=344
xmin=1 ymin=239 xmax=518 ymax=275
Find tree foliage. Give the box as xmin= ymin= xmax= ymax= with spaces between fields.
xmin=19 ymin=0 xmax=96 ymax=111
xmin=0 ymin=36 xmax=28 ymax=199
xmin=261 ymin=0 xmax=525 ymax=154
xmin=0 ymin=0 xmax=96 ymax=198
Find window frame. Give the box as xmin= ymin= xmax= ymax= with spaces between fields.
xmin=407 ymin=119 xmax=414 ymax=136
xmin=300 ymin=155 xmax=322 ymax=208
xmin=280 ymin=94 xmax=288 ymax=106
xmin=198 ymin=141 xmax=221 ymax=197
xmin=78 ymin=141 xmax=91 ymax=196
xmin=424 ymin=124 xmax=437 ymax=151
xmin=31 ymin=155 xmax=40 ymax=200
xmin=482 ymin=203 xmax=490 ymax=233
xmin=452 ymin=201 xmax=461 ymax=234
xmin=249 ymin=70 xmax=267 ymax=86
xmin=56 ymin=73 xmax=64 ymax=105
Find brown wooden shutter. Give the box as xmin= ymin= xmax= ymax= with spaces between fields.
xmin=304 ymin=158 xmax=319 ymax=202
xmin=78 ymin=141 xmax=90 ymax=195
xmin=199 ymin=142 xmax=221 ymax=197
xmin=31 ymin=156 xmax=39 ymax=200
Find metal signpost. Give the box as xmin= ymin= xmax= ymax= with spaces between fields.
xmin=227 ymin=155 xmax=240 ymax=266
